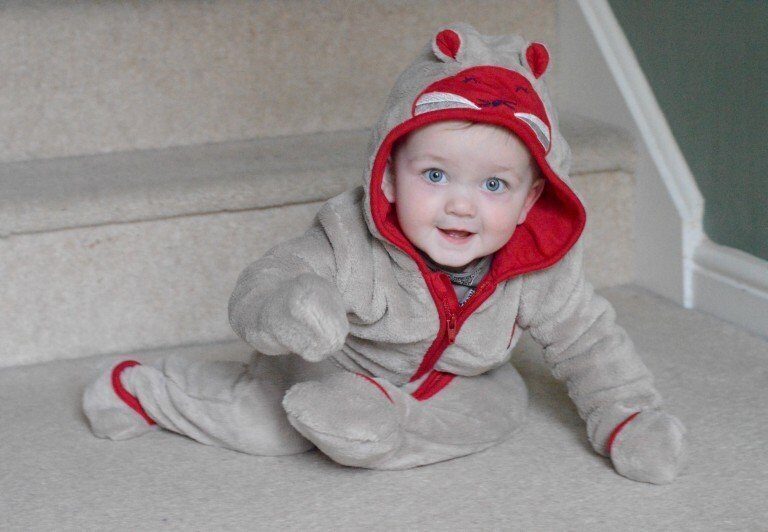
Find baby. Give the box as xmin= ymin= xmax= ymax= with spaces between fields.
xmin=83 ymin=23 xmax=688 ymax=484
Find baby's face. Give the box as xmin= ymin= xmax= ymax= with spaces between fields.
xmin=383 ymin=121 xmax=544 ymax=271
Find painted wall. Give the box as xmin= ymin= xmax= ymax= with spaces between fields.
xmin=609 ymin=0 xmax=768 ymax=261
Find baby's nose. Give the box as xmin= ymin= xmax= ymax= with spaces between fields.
xmin=445 ymin=193 xmax=476 ymax=216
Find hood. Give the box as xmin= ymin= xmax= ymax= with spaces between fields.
xmin=361 ymin=22 xmax=587 ymax=284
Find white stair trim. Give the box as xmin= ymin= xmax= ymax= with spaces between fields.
xmin=573 ymin=0 xmax=768 ymax=337
xmin=575 ymin=0 xmax=705 ymax=308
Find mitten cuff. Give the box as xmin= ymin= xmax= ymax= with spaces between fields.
xmin=587 ymin=402 xmax=655 ymax=457
xmin=605 ymin=411 xmax=640 ymax=456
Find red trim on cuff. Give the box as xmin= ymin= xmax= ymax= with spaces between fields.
xmin=606 ymin=411 xmax=640 ymax=455
xmin=111 ymin=360 xmax=157 ymax=426
xmin=355 ymin=373 xmax=394 ymax=403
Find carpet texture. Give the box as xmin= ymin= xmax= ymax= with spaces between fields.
xmin=1 ymin=284 xmax=765 ymax=530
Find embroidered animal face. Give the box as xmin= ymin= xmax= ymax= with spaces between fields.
xmin=382 ymin=120 xmax=544 ymax=270
xmin=414 ymin=29 xmax=554 ymax=155
xmin=411 ymin=64 xmax=552 ymax=155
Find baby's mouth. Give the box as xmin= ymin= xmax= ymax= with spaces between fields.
xmin=438 ymin=228 xmax=475 ymax=240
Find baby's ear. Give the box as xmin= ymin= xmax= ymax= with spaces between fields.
xmin=382 ymin=160 xmax=396 ymax=203
xmin=516 ymin=177 xmax=545 ymax=225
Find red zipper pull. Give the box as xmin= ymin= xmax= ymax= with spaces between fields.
xmin=443 ymin=300 xmax=457 ymax=343
xmin=447 ymin=313 xmax=457 ymax=343
xmin=435 ymin=273 xmax=459 ymax=344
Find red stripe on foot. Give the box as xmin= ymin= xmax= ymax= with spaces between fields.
xmin=606 ymin=411 xmax=640 ymax=455
xmin=111 ymin=360 xmax=157 ymax=426
xmin=355 ymin=373 xmax=394 ymax=403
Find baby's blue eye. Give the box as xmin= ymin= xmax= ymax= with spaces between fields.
xmin=423 ymin=169 xmax=447 ymax=184
xmin=483 ymin=177 xmax=507 ymax=193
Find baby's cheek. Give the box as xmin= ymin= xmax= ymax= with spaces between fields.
xmin=482 ymin=204 xmax=518 ymax=242
xmin=399 ymin=187 xmax=437 ymax=226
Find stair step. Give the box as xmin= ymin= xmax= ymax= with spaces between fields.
xmin=0 ymin=113 xmax=636 ymax=368
xmin=1 ymin=113 xmax=633 ymax=237
xmin=0 ymin=130 xmax=366 ymax=237
xmin=0 ymin=1 xmax=557 ymax=164
xmin=2 ymin=284 xmax=765 ymax=530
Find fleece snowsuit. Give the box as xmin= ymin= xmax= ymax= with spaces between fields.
xmin=83 ymin=23 xmax=687 ymax=481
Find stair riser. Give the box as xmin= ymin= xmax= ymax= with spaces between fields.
xmin=1 ymin=171 xmax=632 ymax=368
xmin=1 ymin=202 xmax=320 ymax=368
xmin=0 ymin=0 xmax=556 ymax=164
xmin=576 ymin=171 xmax=635 ymax=289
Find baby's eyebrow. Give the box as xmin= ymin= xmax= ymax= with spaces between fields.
xmin=486 ymin=163 xmax=518 ymax=172
xmin=409 ymin=153 xmax=450 ymax=165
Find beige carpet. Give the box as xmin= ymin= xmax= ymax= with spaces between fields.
xmin=1 ymin=284 xmax=766 ymax=531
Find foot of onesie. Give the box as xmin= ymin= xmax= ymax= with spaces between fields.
xmin=81 ymin=356 xmax=527 ymax=471
xmin=82 ymin=359 xmax=158 ymax=441
xmin=282 ymin=372 xmax=405 ymax=468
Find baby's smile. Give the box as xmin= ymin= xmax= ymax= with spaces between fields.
xmin=437 ymin=227 xmax=476 ymax=242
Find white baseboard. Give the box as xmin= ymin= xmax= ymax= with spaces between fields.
xmin=692 ymin=239 xmax=768 ymax=339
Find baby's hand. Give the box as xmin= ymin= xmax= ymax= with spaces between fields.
xmin=249 ymin=272 xmax=349 ymax=362
xmin=609 ymin=409 xmax=688 ymax=485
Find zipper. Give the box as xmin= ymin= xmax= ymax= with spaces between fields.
xmin=459 ymin=287 xmax=475 ymax=307
xmin=412 ymin=370 xmax=456 ymax=401
xmin=410 ymin=272 xmax=494 ymax=382
xmin=437 ymin=273 xmax=459 ymax=344
xmin=442 ymin=276 xmax=493 ymax=343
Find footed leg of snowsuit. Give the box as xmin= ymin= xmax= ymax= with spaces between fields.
xmin=282 ymin=362 xmax=528 ymax=470
xmin=83 ymin=352 xmax=343 ymax=456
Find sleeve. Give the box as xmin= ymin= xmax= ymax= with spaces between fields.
xmin=516 ymin=238 xmax=663 ymax=456
xmin=228 ymin=213 xmax=341 ymax=356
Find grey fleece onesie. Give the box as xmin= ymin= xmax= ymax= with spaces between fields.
xmin=83 ymin=23 xmax=688 ymax=484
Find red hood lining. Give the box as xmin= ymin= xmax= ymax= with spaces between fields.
xmin=369 ymin=108 xmax=586 ymax=284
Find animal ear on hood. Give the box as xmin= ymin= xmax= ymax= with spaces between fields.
xmin=432 ymin=28 xmax=464 ymax=62
xmin=522 ymin=41 xmax=550 ymax=78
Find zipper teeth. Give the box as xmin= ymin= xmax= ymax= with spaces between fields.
xmin=411 ymin=276 xmax=451 ymax=381
xmin=412 ymin=274 xmax=491 ymax=381
xmin=412 ymin=371 xmax=456 ymax=402
xmin=460 ymin=287 xmax=476 ymax=306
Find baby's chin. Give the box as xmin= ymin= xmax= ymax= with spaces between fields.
xmin=418 ymin=247 xmax=483 ymax=272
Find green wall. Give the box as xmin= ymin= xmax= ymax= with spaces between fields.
xmin=609 ymin=0 xmax=768 ymax=261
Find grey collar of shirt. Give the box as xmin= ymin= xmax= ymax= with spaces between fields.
xmin=418 ymin=250 xmax=493 ymax=288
